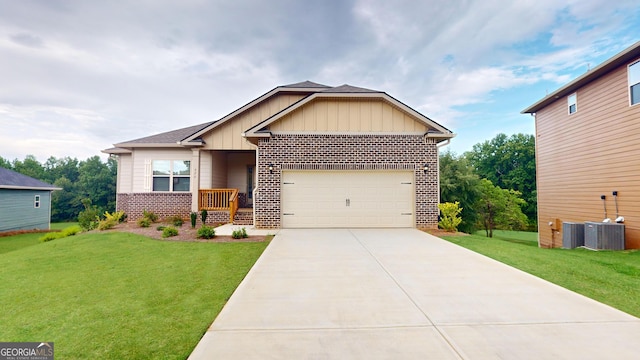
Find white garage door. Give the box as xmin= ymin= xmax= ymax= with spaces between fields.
xmin=281 ymin=170 xmax=414 ymax=228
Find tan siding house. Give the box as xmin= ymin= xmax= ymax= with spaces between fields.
xmin=104 ymin=81 xmax=454 ymax=228
xmin=523 ymin=41 xmax=640 ymax=249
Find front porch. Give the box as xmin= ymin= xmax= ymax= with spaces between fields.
xmin=198 ymin=189 xmax=253 ymax=225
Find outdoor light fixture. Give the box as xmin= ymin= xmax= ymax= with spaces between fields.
xmin=268 ymin=164 xmax=274 ymax=174
xmin=423 ymin=164 xmax=429 ymax=173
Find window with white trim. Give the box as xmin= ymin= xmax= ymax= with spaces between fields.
xmin=152 ymin=160 xmax=190 ymax=191
xmin=568 ymin=93 xmax=577 ymax=114
xmin=630 ymin=60 xmax=640 ymax=105
xmin=34 ymin=195 xmax=41 ymax=208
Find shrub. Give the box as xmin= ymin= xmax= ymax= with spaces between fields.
xmin=190 ymin=212 xmax=198 ymax=228
xmin=137 ymin=217 xmax=151 ymax=228
xmin=78 ymin=199 xmax=100 ymax=231
xmin=40 ymin=225 xmax=82 ymax=242
xmin=162 ymin=226 xmax=179 ymax=238
xmin=97 ymin=218 xmax=117 ymax=231
xmin=200 ymin=210 xmax=208 ymax=224
xmin=156 ymin=226 xmax=166 ymax=231
xmin=104 ymin=210 xmax=126 ymax=223
xmin=231 ymin=227 xmax=248 ymax=239
xmin=169 ymin=215 xmax=184 ymax=227
xmin=197 ymin=225 xmax=216 ymax=239
xmin=142 ymin=210 xmax=158 ymax=223
xmin=438 ymin=201 xmax=463 ymax=232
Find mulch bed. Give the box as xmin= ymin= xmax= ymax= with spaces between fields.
xmin=105 ymin=222 xmax=268 ymax=243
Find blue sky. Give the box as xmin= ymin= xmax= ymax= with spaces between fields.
xmin=0 ymin=0 xmax=639 ymax=161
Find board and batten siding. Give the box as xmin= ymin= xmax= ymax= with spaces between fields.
xmin=269 ymin=98 xmax=428 ymax=133
xmin=117 ymin=153 xmax=133 ymax=193
xmin=202 ymin=94 xmax=306 ymax=150
xmin=535 ymin=64 xmax=640 ymax=248
xmin=0 ymin=189 xmax=52 ymax=231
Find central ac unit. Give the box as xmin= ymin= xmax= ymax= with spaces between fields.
xmin=562 ymin=222 xmax=584 ymax=249
xmin=584 ymin=222 xmax=625 ymax=250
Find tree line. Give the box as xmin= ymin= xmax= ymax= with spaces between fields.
xmin=0 ymin=155 xmax=116 ymax=222
xmin=440 ymin=133 xmax=536 ymax=236
xmin=1 ymin=132 xmax=535 ymax=235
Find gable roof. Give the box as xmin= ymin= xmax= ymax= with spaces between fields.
xmin=180 ymin=81 xmax=332 ymax=143
xmin=243 ymin=84 xmax=454 ymax=142
xmin=522 ymin=40 xmax=640 ymax=114
xmin=0 ymin=167 xmax=61 ymax=191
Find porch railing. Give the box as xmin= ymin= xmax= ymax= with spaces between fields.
xmin=198 ymin=188 xmax=239 ymax=223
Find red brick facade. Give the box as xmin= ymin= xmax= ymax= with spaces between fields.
xmin=254 ymin=134 xmax=439 ymax=228
xmin=116 ymin=193 xmax=227 ymax=224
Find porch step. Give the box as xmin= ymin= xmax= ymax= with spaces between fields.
xmin=233 ymin=208 xmax=253 ymax=225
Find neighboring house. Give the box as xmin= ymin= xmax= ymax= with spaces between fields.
xmin=0 ymin=167 xmax=61 ymax=232
xmin=522 ymin=41 xmax=640 ymax=249
xmin=103 ymin=81 xmax=454 ymax=229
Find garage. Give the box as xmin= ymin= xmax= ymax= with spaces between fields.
xmin=281 ymin=170 xmax=414 ymax=228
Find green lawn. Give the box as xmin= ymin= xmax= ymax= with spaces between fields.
xmin=0 ymin=223 xmax=79 ymax=255
xmin=0 ymin=231 xmax=269 ymax=359
xmin=441 ymin=230 xmax=640 ymax=317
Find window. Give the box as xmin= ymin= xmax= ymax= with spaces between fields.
xmin=630 ymin=60 xmax=640 ymax=105
xmin=568 ymin=93 xmax=577 ymax=114
xmin=152 ymin=160 xmax=190 ymax=191
xmin=34 ymin=195 xmax=41 ymax=208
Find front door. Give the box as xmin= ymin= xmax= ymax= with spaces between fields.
xmin=246 ymin=165 xmax=255 ymax=206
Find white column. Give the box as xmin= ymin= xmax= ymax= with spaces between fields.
xmin=191 ymin=149 xmax=200 ymax=212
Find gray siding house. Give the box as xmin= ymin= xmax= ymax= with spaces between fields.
xmin=0 ymin=167 xmax=61 ymax=232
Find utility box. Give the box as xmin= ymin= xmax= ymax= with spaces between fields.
xmin=584 ymin=222 xmax=625 ymax=250
xmin=562 ymin=222 xmax=585 ymax=249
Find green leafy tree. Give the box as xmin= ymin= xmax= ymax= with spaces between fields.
xmin=12 ymin=155 xmax=46 ymax=181
xmin=465 ymin=133 xmax=536 ymax=227
xmin=439 ymin=150 xmax=480 ymax=233
xmin=78 ymin=156 xmax=116 ymax=212
xmin=0 ymin=156 xmax=12 ymax=170
xmin=475 ymin=179 xmax=528 ymax=237
xmin=51 ymin=176 xmax=83 ymax=222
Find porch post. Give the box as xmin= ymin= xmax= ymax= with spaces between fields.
xmin=191 ymin=149 xmax=200 ymax=213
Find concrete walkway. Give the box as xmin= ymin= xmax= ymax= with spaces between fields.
xmin=189 ymin=229 xmax=640 ymax=359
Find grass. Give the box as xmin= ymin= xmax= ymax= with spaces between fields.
xmin=0 ymin=223 xmax=79 ymax=254
xmin=0 ymin=231 xmax=269 ymax=359
xmin=441 ymin=230 xmax=640 ymax=317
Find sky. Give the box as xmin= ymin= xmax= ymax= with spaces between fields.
xmin=1 ymin=0 xmax=639 ymax=163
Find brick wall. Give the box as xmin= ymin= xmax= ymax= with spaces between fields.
xmin=116 ymin=193 xmax=192 ymax=221
xmin=254 ymin=134 xmax=439 ymax=228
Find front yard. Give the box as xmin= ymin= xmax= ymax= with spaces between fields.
xmin=441 ymin=230 xmax=640 ymax=318
xmin=0 ymin=230 xmax=268 ymax=359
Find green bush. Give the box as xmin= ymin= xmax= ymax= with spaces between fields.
xmin=162 ymin=226 xmax=179 ymax=238
xmin=78 ymin=199 xmax=100 ymax=231
xmin=137 ymin=218 xmax=151 ymax=228
xmin=231 ymin=227 xmax=248 ymax=239
xmin=438 ymin=201 xmax=463 ymax=232
xmin=200 ymin=210 xmax=208 ymax=224
xmin=40 ymin=225 xmax=82 ymax=242
xmin=197 ymin=225 xmax=216 ymax=239
xmin=190 ymin=212 xmax=197 ymax=228
xmin=156 ymin=226 xmax=166 ymax=231
xmin=104 ymin=210 xmax=126 ymax=223
xmin=97 ymin=218 xmax=117 ymax=231
xmin=169 ymin=215 xmax=184 ymax=227
xmin=142 ymin=210 xmax=158 ymax=223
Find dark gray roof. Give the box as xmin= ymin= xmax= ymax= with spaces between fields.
xmin=0 ymin=167 xmax=60 ymax=190
xmin=321 ymin=84 xmax=381 ymax=93
xmin=281 ymin=80 xmax=331 ymax=88
xmin=117 ymin=121 xmax=216 ymax=145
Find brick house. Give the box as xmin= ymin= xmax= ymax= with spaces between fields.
xmin=522 ymin=41 xmax=640 ymax=249
xmin=103 ymin=81 xmax=454 ymax=228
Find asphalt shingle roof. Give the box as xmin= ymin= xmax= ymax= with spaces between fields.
xmin=117 ymin=121 xmax=216 ymax=145
xmin=0 ymin=167 xmax=59 ymax=190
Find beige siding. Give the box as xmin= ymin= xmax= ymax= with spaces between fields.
xmin=202 ymin=94 xmax=305 ymax=150
xmin=269 ymin=98 xmax=428 ymax=133
xmin=117 ymin=154 xmax=133 ymax=193
xmin=227 ymin=152 xmax=255 ymax=191
xmin=130 ymin=148 xmax=193 ymax=192
xmin=536 ymin=64 xmax=640 ymax=248
xmin=199 ymin=151 xmax=213 ymax=189
xmin=209 ymin=151 xmax=227 ymax=188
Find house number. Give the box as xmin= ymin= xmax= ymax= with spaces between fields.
xmin=346 ymin=198 xmax=351 ymax=207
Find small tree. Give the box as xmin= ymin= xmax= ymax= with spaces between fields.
xmin=474 ymin=179 xmax=527 ymax=237
xmin=438 ymin=202 xmax=463 ymax=232
xmin=200 ymin=209 xmax=208 ymax=225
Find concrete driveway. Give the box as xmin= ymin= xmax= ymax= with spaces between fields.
xmin=189 ymin=229 xmax=640 ymax=359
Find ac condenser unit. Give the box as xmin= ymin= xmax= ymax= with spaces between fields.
xmin=584 ymin=222 xmax=625 ymax=250
xmin=562 ymin=222 xmax=584 ymax=249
